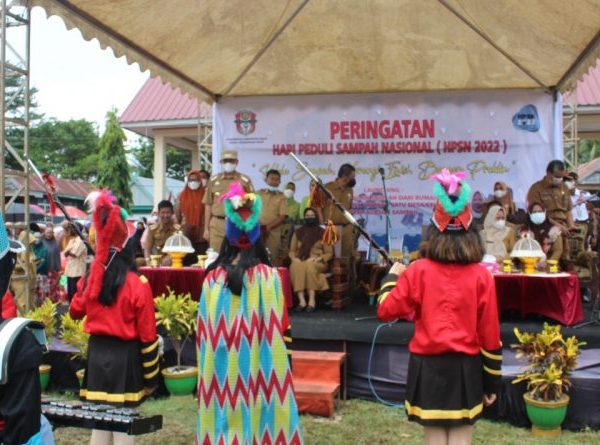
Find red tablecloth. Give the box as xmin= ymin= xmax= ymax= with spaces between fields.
xmin=139 ymin=266 xmax=293 ymax=308
xmin=494 ymin=273 xmax=584 ymax=326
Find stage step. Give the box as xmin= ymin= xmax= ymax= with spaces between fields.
xmin=291 ymin=350 xmax=346 ymax=417
xmin=293 ymin=378 xmax=340 ymax=418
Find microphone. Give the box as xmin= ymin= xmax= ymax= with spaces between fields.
xmin=378 ymin=167 xmax=385 ymax=177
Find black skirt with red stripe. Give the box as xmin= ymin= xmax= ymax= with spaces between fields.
xmin=405 ymin=353 xmax=484 ymax=427
xmin=80 ymin=335 xmax=146 ymax=407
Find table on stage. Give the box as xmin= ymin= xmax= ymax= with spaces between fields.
xmin=493 ymin=272 xmax=584 ymax=326
xmin=139 ymin=266 xmax=294 ymax=308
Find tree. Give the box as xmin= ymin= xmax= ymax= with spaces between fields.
xmin=578 ymin=139 xmax=600 ymax=165
xmin=129 ymin=136 xmax=192 ymax=181
xmin=6 ymin=119 xmax=100 ymax=181
xmin=97 ymin=109 xmax=132 ymax=210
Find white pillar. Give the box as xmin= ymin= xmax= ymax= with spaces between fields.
xmin=191 ymin=147 xmax=200 ymax=170
xmin=153 ymin=134 xmax=166 ymax=207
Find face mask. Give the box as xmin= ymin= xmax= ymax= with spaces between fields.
xmin=530 ymin=212 xmax=546 ymax=225
xmin=494 ymin=190 xmax=506 ymax=199
xmin=188 ymin=181 xmax=200 ymax=190
xmin=551 ymin=177 xmax=563 ymax=186
xmin=304 ymin=217 xmax=318 ymax=226
xmin=201 ymin=178 xmax=208 ymax=187
xmin=267 ymin=185 xmax=279 ymax=192
xmin=222 ymin=162 xmax=236 ymax=173
xmin=564 ymin=181 xmax=575 ymax=190
xmin=347 ymin=178 xmax=356 ymax=188
xmin=494 ymin=220 xmax=506 ymax=229
xmin=284 ymin=189 xmax=294 ymax=199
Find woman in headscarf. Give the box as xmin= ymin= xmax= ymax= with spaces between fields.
xmin=196 ymin=182 xmax=302 ymax=445
xmin=522 ymin=202 xmax=563 ymax=267
xmin=480 ymin=204 xmax=517 ymax=263
xmin=175 ymin=169 xmax=209 ymax=255
xmin=483 ymin=181 xmax=521 ymax=224
xmin=289 ymin=207 xmax=333 ymax=312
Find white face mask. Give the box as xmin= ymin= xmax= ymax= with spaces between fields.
xmin=530 ymin=212 xmax=546 ymax=225
xmin=494 ymin=190 xmax=506 ymax=199
xmin=494 ymin=219 xmax=506 ymax=229
xmin=267 ymin=185 xmax=279 ymax=192
xmin=564 ymin=181 xmax=575 ymax=190
xmin=188 ymin=181 xmax=200 ymax=190
xmin=551 ymin=177 xmax=563 ymax=186
xmin=284 ymin=189 xmax=294 ymax=199
xmin=222 ymin=162 xmax=236 ymax=173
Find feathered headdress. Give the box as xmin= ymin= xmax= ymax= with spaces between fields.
xmin=431 ymin=168 xmax=472 ymax=232
xmin=82 ymin=190 xmax=130 ymax=300
xmin=219 ymin=182 xmax=261 ymax=249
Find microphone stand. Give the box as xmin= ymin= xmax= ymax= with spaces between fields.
xmin=379 ymin=168 xmax=392 ymax=254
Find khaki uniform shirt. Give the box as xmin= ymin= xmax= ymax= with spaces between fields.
xmin=527 ymin=178 xmax=572 ymax=224
xmin=324 ymin=180 xmax=353 ymax=225
xmin=203 ymin=172 xmax=254 ymax=217
xmin=258 ymin=190 xmax=288 ymax=226
xmin=145 ymin=223 xmax=181 ymax=255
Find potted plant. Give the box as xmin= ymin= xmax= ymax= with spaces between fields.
xmin=59 ymin=313 xmax=90 ymax=386
xmin=512 ymin=323 xmax=585 ymax=438
xmin=26 ymin=299 xmax=58 ymax=391
xmin=155 ymin=288 xmax=197 ymax=396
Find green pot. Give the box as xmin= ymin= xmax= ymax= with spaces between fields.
xmin=76 ymin=369 xmax=85 ymax=387
xmin=39 ymin=364 xmax=51 ymax=391
xmin=523 ymin=392 xmax=570 ymax=438
xmin=162 ymin=366 xmax=197 ymax=396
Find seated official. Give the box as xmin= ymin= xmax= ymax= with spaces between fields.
xmin=289 ymin=208 xmax=333 ymax=313
xmin=522 ymin=202 xmax=563 ymax=270
xmin=480 ymin=205 xmax=516 ymax=263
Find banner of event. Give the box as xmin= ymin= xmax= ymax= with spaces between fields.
xmin=214 ymin=90 xmax=561 ymax=252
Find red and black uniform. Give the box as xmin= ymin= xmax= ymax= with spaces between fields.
xmin=70 ymin=272 xmax=159 ymax=406
xmin=377 ymin=258 xmax=502 ymax=426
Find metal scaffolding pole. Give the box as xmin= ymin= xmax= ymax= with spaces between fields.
xmin=0 ymin=0 xmax=32 ymax=314
xmin=563 ymin=88 xmax=579 ymax=170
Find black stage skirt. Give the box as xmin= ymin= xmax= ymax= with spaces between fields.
xmin=80 ymin=335 xmax=146 ymax=407
xmin=405 ymin=353 xmax=484 ymax=427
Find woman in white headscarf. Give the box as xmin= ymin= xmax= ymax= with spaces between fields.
xmin=480 ymin=204 xmax=516 ymax=263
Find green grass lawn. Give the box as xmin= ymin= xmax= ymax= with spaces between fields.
xmin=52 ymin=395 xmax=600 ymax=444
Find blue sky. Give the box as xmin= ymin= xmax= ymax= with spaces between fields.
xmin=30 ymin=7 xmax=149 ymax=131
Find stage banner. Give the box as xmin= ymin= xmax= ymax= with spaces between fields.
xmin=213 ymin=90 xmax=560 ymax=252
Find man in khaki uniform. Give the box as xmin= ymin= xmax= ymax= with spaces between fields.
xmin=324 ymin=163 xmax=357 ymax=260
xmin=203 ymin=150 xmax=254 ymax=251
xmin=527 ymin=160 xmax=575 ymax=233
xmin=527 ymin=160 xmax=576 ymax=262
xmin=143 ymin=200 xmax=180 ymax=265
xmin=258 ymin=169 xmax=288 ymax=265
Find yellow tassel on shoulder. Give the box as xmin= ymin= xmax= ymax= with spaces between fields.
xmin=322 ymin=220 xmax=339 ymax=245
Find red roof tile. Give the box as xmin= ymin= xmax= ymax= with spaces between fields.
xmin=120 ymin=77 xmax=211 ymax=124
xmin=564 ymin=59 xmax=600 ymax=106
xmin=5 ymin=170 xmax=94 ymax=198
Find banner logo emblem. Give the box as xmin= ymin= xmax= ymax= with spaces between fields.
xmin=234 ymin=110 xmax=257 ymax=135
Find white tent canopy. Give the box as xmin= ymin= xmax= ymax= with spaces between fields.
xmin=31 ymin=0 xmax=600 ymax=102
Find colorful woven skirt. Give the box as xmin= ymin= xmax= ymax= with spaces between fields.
xmin=80 ymin=335 xmax=145 ymax=407
xmin=405 ymin=353 xmax=484 ymax=427
xmin=197 ymin=265 xmax=303 ymax=444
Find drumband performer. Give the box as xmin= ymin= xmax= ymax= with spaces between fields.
xmin=196 ymin=181 xmax=302 ymax=445
xmin=0 ymin=211 xmax=47 ymax=445
xmin=70 ymin=191 xmax=160 ymax=445
xmin=377 ymin=170 xmax=502 ymax=445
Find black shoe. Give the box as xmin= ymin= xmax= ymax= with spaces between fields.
xmin=305 ymin=305 xmax=316 ymax=313
xmin=582 ymin=289 xmax=591 ymax=304
xmin=294 ymin=305 xmax=306 ymax=312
